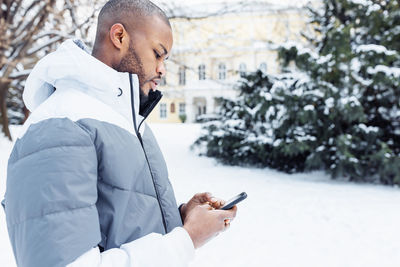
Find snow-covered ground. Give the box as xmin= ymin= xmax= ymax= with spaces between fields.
xmin=1 ymin=123 xmax=400 ymax=267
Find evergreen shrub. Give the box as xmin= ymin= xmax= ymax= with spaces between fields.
xmin=194 ymin=0 xmax=400 ymax=185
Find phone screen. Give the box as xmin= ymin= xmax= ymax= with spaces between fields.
xmin=220 ymin=192 xmax=247 ymax=210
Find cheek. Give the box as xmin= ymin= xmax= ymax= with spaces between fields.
xmin=142 ymin=60 xmax=156 ymax=78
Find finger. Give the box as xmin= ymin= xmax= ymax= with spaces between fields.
xmin=195 ymin=192 xmax=213 ymax=203
xmin=210 ymin=198 xmax=225 ymax=209
xmin=204 ymin=192 xmax=216 ymax=203
xmin=200 ymin=203 xmax=213 ymax=210
xmin=218 ymin=205 xmax=237 ymax=220
xmin=229 ymin=205 xmax=238 ymax=218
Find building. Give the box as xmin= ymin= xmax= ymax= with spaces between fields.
xmin=148 ymin=0 xmax=314 ymax=123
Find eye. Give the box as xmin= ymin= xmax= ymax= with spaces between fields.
xmin=154 ymin=50 xmax=161 ymax=59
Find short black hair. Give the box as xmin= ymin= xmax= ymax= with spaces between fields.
xmin=98 ymin=0 xmax=170 ymax=29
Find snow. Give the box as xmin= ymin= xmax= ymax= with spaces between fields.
xmin=304 ymin=89 xmax=324 ymax=98
xmin=367 ymin=3 xmax=381 ymax=14
xmin=349 ymin=0 xmax=371 ymax=6
xmin=225 ymin=119 xmax=243 ymax=128
xmin=2 ymin=124 xmax=400 ymax=267
xmin=246 ymin=103 xmax=263 ymax=116
xmin=325 ymin=97 xmax=335 ymax=108
xmin=355 ymin=44 xmax=396 ymax=56
xmin=349 ymin=157 xmax=359 ymax=163
xmin=350 ymin=58 xmax=375 ymax=86
xmin=340 ymin=96 xmax=361 ymax=107
xmin=303 ymin=104 xmax=315 ymax=111
xmin=358 ymin=123 xmax=379 ymax=133
xmin=26 ymin=35 xmax=66 ymax=56
xmin=273 ymin=139 xmax=282 ymax=147
xmin=260 ymin=91 xmax=272 ymax=101
xmin=367 ymin=65 xmax=400 ymax=77
xmin=296 ymin=135 xmax=317 ymax=142
xmin=9 ymin=69 xmax=31 ymax=79
xmin=281 ymin=42 xmax=319 ymax=60
xmin=316 ymin=54 xmax=333 ymax=65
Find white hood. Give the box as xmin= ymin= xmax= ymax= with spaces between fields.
xmin=23 ymin=39 xmax=142 ymax=131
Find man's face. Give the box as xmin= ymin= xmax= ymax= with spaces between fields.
xmin=116 ymin=15 xmax=173 ymax=96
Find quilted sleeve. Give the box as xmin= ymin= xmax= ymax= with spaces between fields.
xmin=4 ymin=118 xmax=101 ymax=267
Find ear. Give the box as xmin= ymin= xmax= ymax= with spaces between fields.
xmin=109 ymin=23 xmax=129 ymax=50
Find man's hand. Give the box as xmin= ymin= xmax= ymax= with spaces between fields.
xmin=183 ymin=203 xmax=237 ymax=249
xmin=180 ymin=192 xmax=225 ymax=222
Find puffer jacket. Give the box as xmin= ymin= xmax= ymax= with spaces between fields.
xmin=3 ymin=39 xmax=194 ymax=267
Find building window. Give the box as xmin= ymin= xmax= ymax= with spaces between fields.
xmin=198 ymin=64 xmax=206 ymax=80
xmin=160 ymin=76 xmax=167 ymax=86
xmin=239 ymin=63 xmax=247 ymax=77
xmin=160 ymin=103 xmax=167 ymax=118
xmin=170 ymin=102 xmax=175 ymax=113
xmin=218 ymin=63 xmax=226 ymax=80
xmin=197 ymin=105 xmax=206 ymax=116
xmin=259 ymin=62 xmax=267 ymax=74
xmin=179 ymin=103 xmax=186 ymax=115
xmin=179 ymin=66 xmax=186 ymax=85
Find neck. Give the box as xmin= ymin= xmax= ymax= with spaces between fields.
xmin=92 ymin=43 xmax=115 ymax=69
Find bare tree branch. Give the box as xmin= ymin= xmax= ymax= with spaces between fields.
xmin=8 ymin=0 xmax=23 ymax=25
xmin=0 ymin=0 xmax=101 ymax=140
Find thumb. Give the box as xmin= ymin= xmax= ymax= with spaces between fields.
xmin=217 ymin=205 xmax=237 ymax=220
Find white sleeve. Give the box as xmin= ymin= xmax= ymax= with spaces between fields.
xmin=66 ymin=227 xmax=195 ymax=267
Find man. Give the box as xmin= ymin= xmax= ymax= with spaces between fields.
xmin=2 ymin=0 xmax=237 ymax=266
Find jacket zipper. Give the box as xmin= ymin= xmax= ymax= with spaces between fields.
xmin=129 ymin=74 xmax=168 ymax=234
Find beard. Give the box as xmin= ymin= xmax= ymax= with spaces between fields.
xmin=114 ymin=41 xmax=149 ymax=106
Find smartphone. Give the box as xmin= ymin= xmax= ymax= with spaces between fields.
xmin=220 ymin=192 xmax=247 ymax=210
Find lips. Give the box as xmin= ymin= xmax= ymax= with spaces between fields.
xmin=150 ymin=80 xmax=159 ymax=90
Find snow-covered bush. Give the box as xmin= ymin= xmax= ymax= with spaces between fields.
xmin=194 ymin=71 xmax=314 ymax=172
xmin=194 ymin=0 xmax=400 ymax=185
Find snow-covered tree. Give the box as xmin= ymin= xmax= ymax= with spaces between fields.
xmin=194 ymin=71 xmax=320 ymax=173
xmin=0 ymin=0 xmax=101 ymax=140
xmin=195 ymin=0 xmax=400 ymax=185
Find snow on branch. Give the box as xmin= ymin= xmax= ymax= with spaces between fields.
xmin=9 ymin=69 xmax=32 ymax=80
xmin=367 ymin=65 xmax=400 ymax=77
xmin=355 ymin=44 xmax=397 ymax=56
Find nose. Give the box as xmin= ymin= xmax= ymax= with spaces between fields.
xmin=156 ymin=61 xmax=166 ymax=77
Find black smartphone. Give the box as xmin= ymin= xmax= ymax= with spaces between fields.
xmin=220 ymin=192 xmax=247 ymax=210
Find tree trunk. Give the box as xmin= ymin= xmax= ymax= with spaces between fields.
xmin=0 ymin=84 xmax=12 ymax=141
